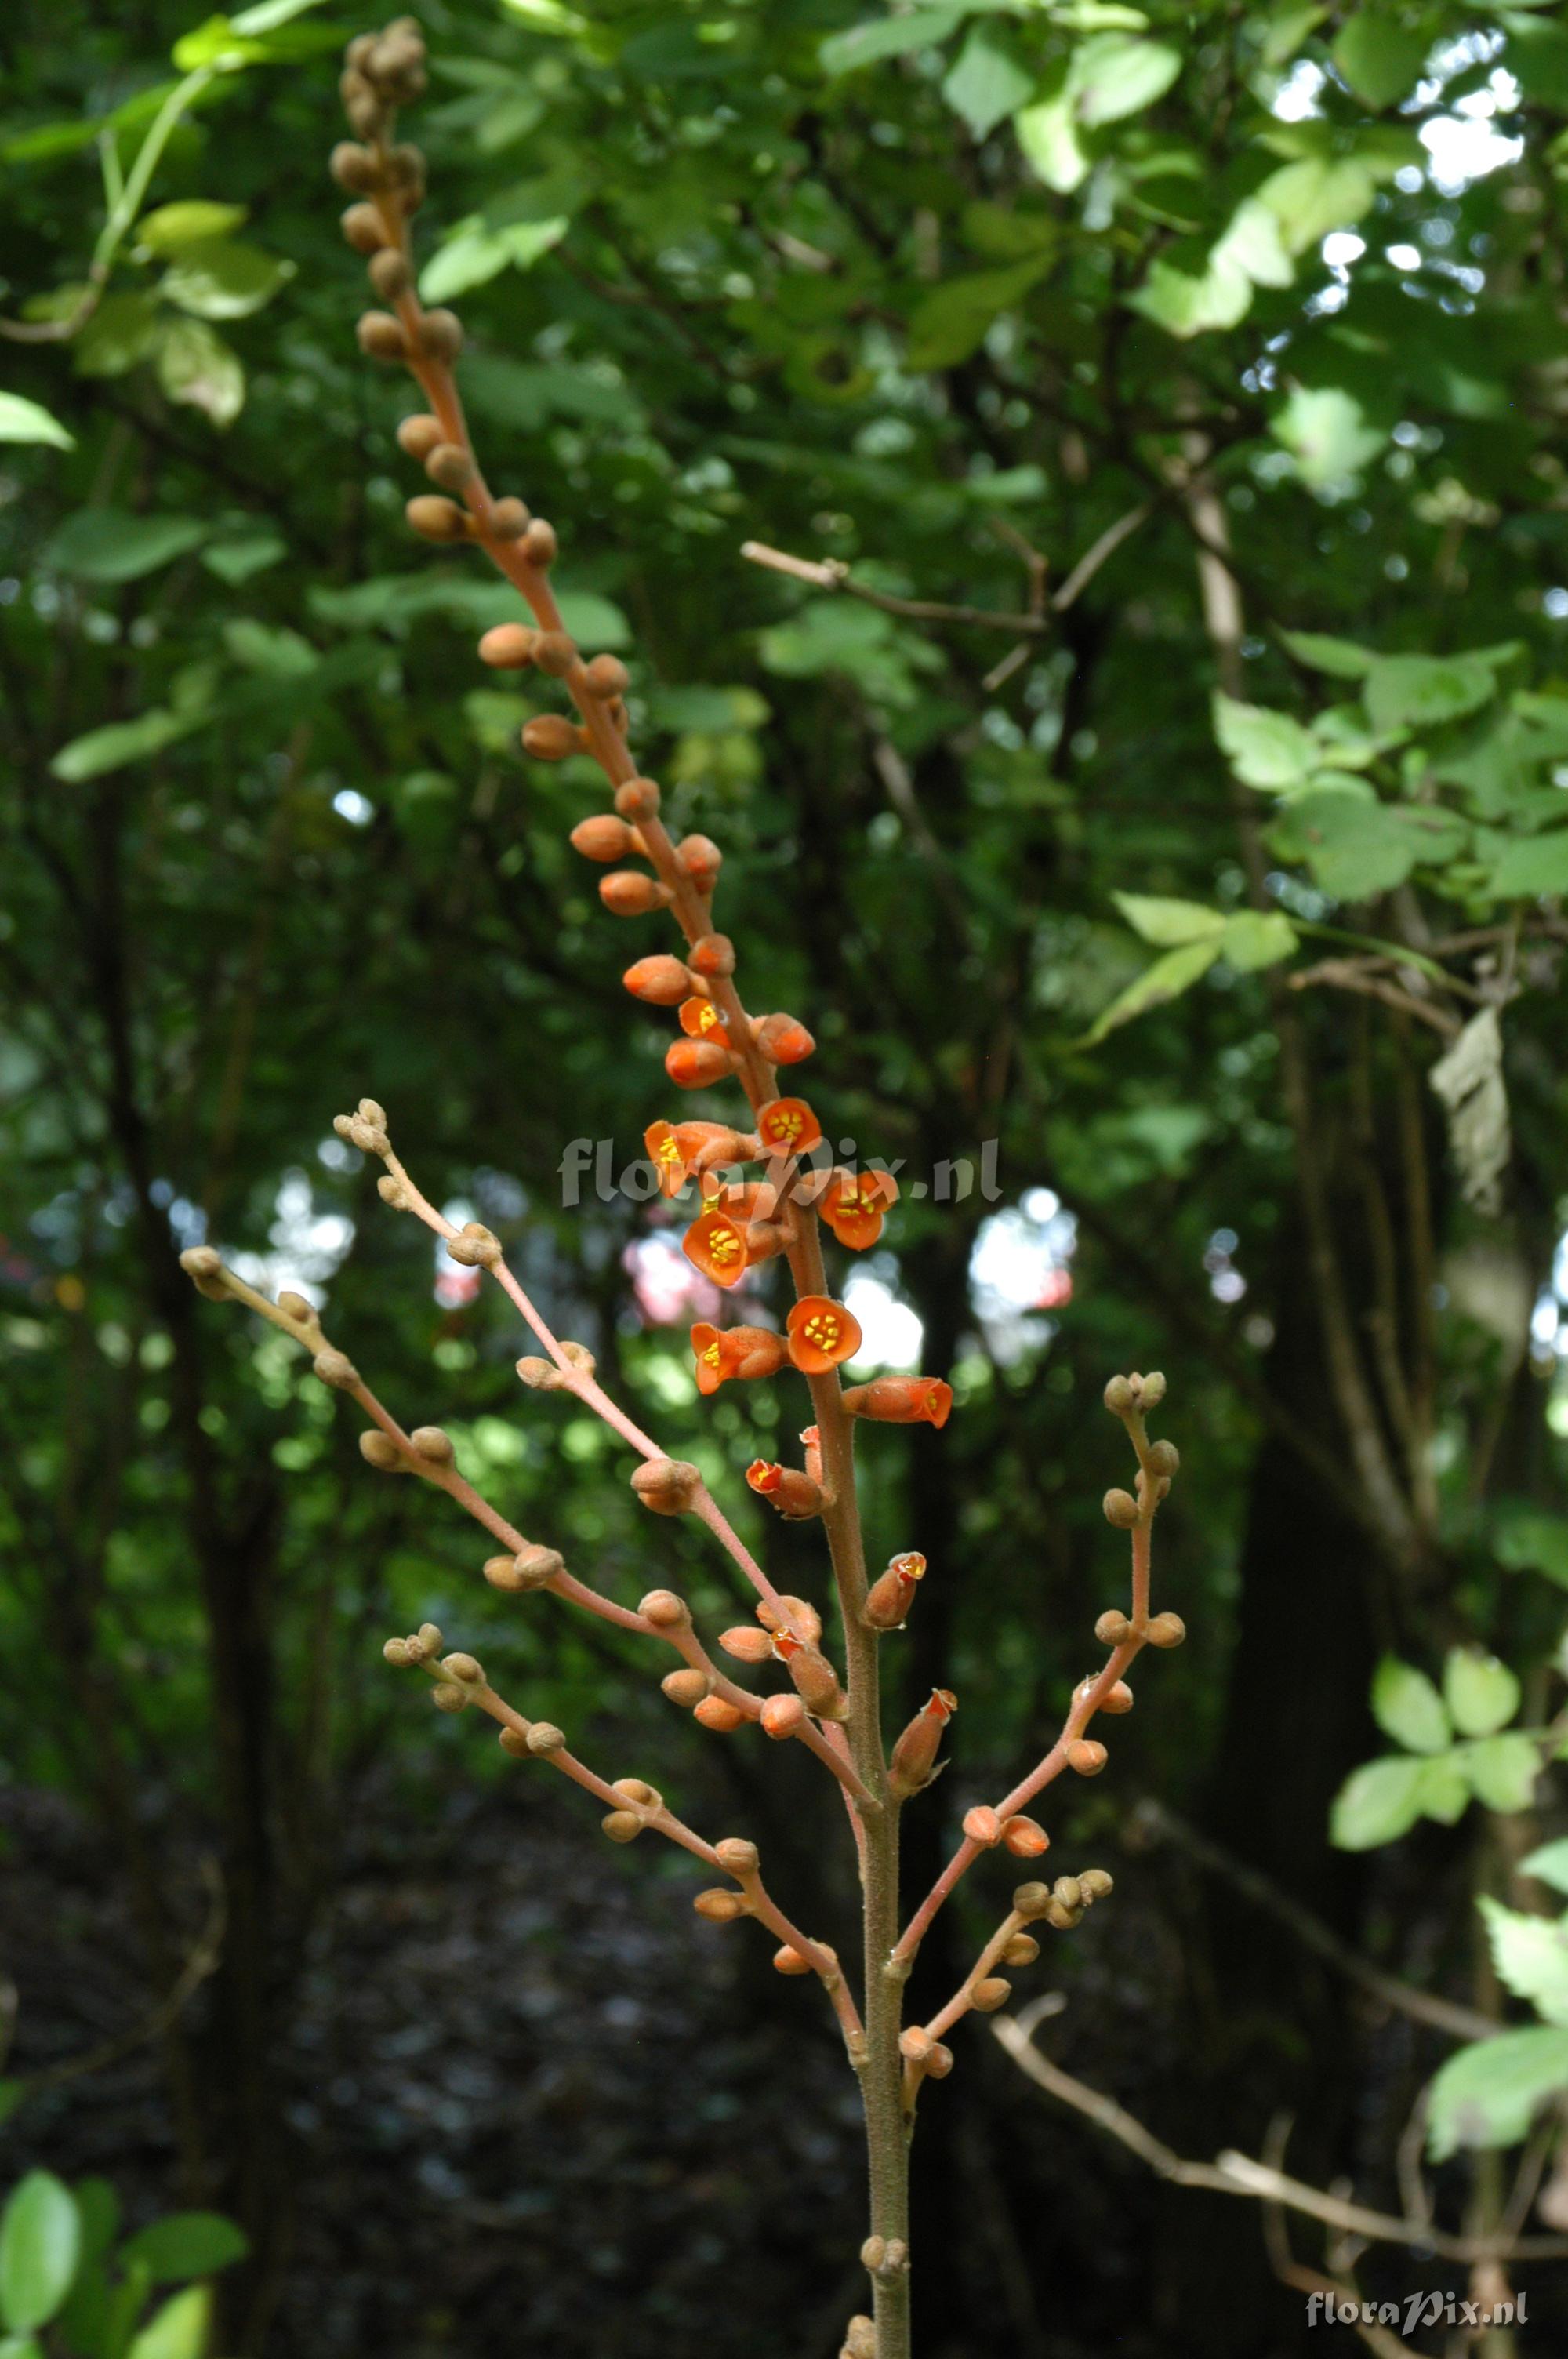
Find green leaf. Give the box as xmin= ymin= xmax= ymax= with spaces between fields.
xmin=127 ymin=2284 xmax=211 ymax=2359
xmin=1520 ymin=1840 xmax=1568 ymax=1898
xmin=1111 ymin=892 xmax=1226 ymax=947
xmin=943 ymin=28 xmax=1033 ymax=139
xmin=201 ymin=527 xmax=285 ymax=584
xmin=1219 ymin=909 xmax=1298 ymax=972
xmin=820 ymin=9 xmax=965 ymax=76
xmin=1278 ymin=629 xmax=1374 ymax=678
xmin=1463 ymin=1735 xmax=1541 ymax=1815
xmin=1482 ymin=1895 xmax=1568 ymax=2019
xmin=419 ymin=215 xmax=569 ymax=304
xmin=1428 ymin=2024 xmax=1568 ymax=2159
xmin=0 ymin=392 xmax=74 ymax=449
xmin=0 ymin=2173 xmax=80 ymax=2333
xmin=73 ymin=293 xmax=162 ymax=379
xmin=1069 ymin=35 xmax=1181 ymax=125
xmin=70 ymin=2183 xmax=118 ymax=2272
xmin=906 ymin=256 xmax=1051 ymax=370
xmin=1416 ymin=1753 xmax=1470 ymax=1825
xmin=1489 ymin=831 xmax=1568 ymax=898
xmin=1495 ymin=1509 xmax=1568 ymax=1589
xmin=1272 ymin=386 xmax=1385 ymax=489
xmin=1363 ymin=654 xmax=1499 ymax=734
xmin=121 ymin=2214 xmax=248 ymax=2284
xmin=136 ymin=201 xmax=248 ymax=253
xmin=0 ymin=2338 xmax=44 ymax=2357
xmin=44 ymin=508 xmax=208 ymax=582
xmin=1331 ymin=11 xmax=1429 ymax=110
xmin=51 ymin=707 xmax=209 ymax=782
xmin=1279 ymin=793 xmax=1468 ymax=900
xmin=1015 ymin=96 xmax=1089 ymax=194
xmin=156 ymin=320 xmax=246 ymax=427
xmin=1330 ymin=1754 xmax=1430 ymax=1848
xmin=1078 ymin=936 xmax=1221 ymax=1047
xmin=222 ymin=620 xmax=318 ymax=678
xmin=1370 ymin=1656 xmax=1452 ymax=1754
xmin=1213 ymin=693 xmax=1319 ymax=791
xmin=160 ymin=239 xmax=292 ymax=320
xmin=1258 ymin=157 xmax=1377 ymax=255
xmin=1443 ymin=1648 xmax=1520 ymax=1739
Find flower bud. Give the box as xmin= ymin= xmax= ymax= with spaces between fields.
xmin=613 ymin=1777 xmax=659 ymax=1808
xmin=1148 ymin=1438 xmax=1180 ymax=1478
xmin=486 ymin=496 xmax=529 ymax=540
xmin=359 ymin=1430 xmax=403 ymax=1471
xmin=972 ymin=1977 xmax=1011 ymax=2013
xmin=746 ymin=1462 xmax=825 ymax=1521
xmin=862 ymin=1550 xmax=927 ymax=1630
xmin=924 ymin=2043 xmax=953 ymax=2080
xmin=368 ymin=248 xmax=413 ymax=301
xmin=843 ymin=2319 xmax=877 ymax=2359
xmin=1067 ymin=1738 xmax=1107 ymax=1776
xmin=418 ymin=1623 xmax=443 ymax=1653
xmin=431 ymin=1683 xmax=467 ymax=1714
xmin=1053 ymin=1874 xmax=1083 ymax=1912
xmin=409 ymin=1424 xmax=454 ymax=1464
xmin=630 ymin=1457 xmax=702 ymax=1516
xmin=1098 ymin=1679 xmax=1134 ymax=1714
xmin=760 ymin=1692 xmax=805 ymax=1739
xmin=1001 ymin=1933 xmax=1040 ymax=1967
xmin=1146 ymin=1611 xmax=1186 ymax=1648
xmin=962 ymin=1805 xmax=1003 ymax=1847
xmin=506 ymin=1546 xmax=565 ymax=1592
xmin=583 ymin=653 xmax=629 ymax=696
xmin=715 ymin=1836 xmax=760 ymax=1877
xmin=755 ymin=1595 xmax=822 ymax=1641
xmin=662 ymin=1668 xmax=711 ymax=1707
xmin=601 ymin=1810 xmax=641 ymax=1843
xmin=521 ymin=518 xmax=558 ymax=566
xmin=499 ymin=1725 xmax=530 ymax=1757
xmin=419 ymin=308 xmax=463 ymax=362
xmin=1001 ymin=1815 xmax=1048 ymax=1857
xmin=377 ymin=1174 xmax=409 ymax=1208
xmin=330 ymin=140 xmax=380 ymax=192
xmin=720 ymin=1626 xmax=774 ymax=1664
xmin=521 ymin=716 xmax=582 ymax=760
xmin=179 ymin=1245 xmax=229 ymax=1300
xmin=615 ymin=776 xmax=661 ymax=820
xmin=694 ymin=1888 xmax=750 ymax=1922
xmin=526 ymin=1723 xmax=564 ymax=1755
xmin=772 ymin=1630 xmax=848 ymax=1721
xmin=637 ymin=1589 xmax=689 ymax=1629
xmin=840 ymin=1378 xmax=952 ymax=1428
xmin=666 ymin=1037 xmax=735 ymax=1089
xmin=405 ymin=494 xmax=467 ymax=542
xmin=1095 ymin=1609 xmax=1131 ymax=1646
xmin=532 ymin=630 xmax=576 ymax=678
xmin=442 ymin=1652 xmax=482 ymax=1684
xmin=397 ymin=412 xmax=442 ymax=460
xmin=309 ymin=1346 xmax=356 ymax=1388
xmin=1103 ymin=1374 xmax=1136 ymax=1415
xmin=888 ymin=1688 xmax=956 ymax=1799
xmin=677 ymin=834 xmax=722 ymax=892
xmin=624 ymin=954 xmax=691 ymax=1005
xmin=571 ymin=814 xmax=635 ymax=863
xmin=774 ymin=1944 xmax=812 ymax=1976
xmin=1012 ymin=1881 xmax=1052 ymax=1922
xmin=753 ymin=1012 xmax=815 ymax=1064
xmin=1102 ymin=1488 xmax=1139 ymax=1529
xmin=694 ymin=1695 xmax=745 ymax=1733
xmin=1080 ymin=1866 xmax=1114 ymax=1899
xmin=688 ymin=932 xmax=735 ymax=978
xmin=475 ymin=626 xmax=534 ymax=674
xmin=1135 ymin=1370 xmax=1167 ymax=1407
xmin=516 ymin=1355 xmax=565 ymax=1389
xmin=601 ymin=871 xmax=673 ymax=916
xmin=383 ymin=1637 xmax=411 ymax=1666
xmin=356 ymin=311 xmax=408 ymax=360
xmin=899 ymin=2027 xmax=933 ymax=2063
xmin=341 ymin=202 xmax=385 ymax=253
xmin=446 ymin=1222 xmax=500 ymax=1269
xmin=423 ymin=439 xmax=473 ymax=491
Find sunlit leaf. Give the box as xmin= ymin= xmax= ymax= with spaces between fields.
xmin=0 ymin=392 xmax=74 ymax=449
xmin=1077 ymin=936 xmax=1221 ymax=1047
xmin=1370 ymin=1656 xmax=1450 ymax=1754
xmin=1443 ymin=1648 xmax=1519 ymax=1739
xmin=1428 ymin=2026 xmax=1568 ymax=2159
xmin=0 ymin=2174 xmax=79 ymax=2334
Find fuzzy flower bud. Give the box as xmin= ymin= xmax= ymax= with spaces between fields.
xmin=601 ymin=871 xmax=674 ymax=917
xmin=341 ymin=202 xmax=385 ymax=253
xmin=1146 ymin=1612 xmax=1186 ymax=1648
xmin=862 ymin=1551 xmax=927 ymax=1631
xmin=583 ymin=653 xmax=630 ymax=697
xmin=1067 ymin=1739 xmax=1107 ymax=1776
xmin=662 ymin=1668 xmax=711 ymax=1707
xmin=397 ymin=413 xmax=442 ymax=460
xmin=693 ymin=1695 xmax=746 ymax=1733
xmin=630 ymin=1457 xmax=702 ymax=1517
xmin=571 ymin=814 xmax=636 ymax=863
xmin=408 ymin=1425 xmax=454 ymax=1465
xmin=1102 ymin=1488 xmax=1140 ymax=1529
xmin=972 ymin=1977 xmax=1011 ymax=2013
xmin=1103 ymin=1374 xmax=1136 ymax=1415
xmin=418 ymin=309 xmax=463 ymax=362
xmin=694 ymin=1888 xmax=750 ymax=1923
xmin=760 ymin=1692 xmax=806 ymax=1740
xmin=179 ymin=1245 xmax=230 ymax=1301
xmin=1001 ymin=1932 xmax=1040 ymax=1967
xmin=637 ymin=1590 xmax=689 ymax=1630
xmin=714 ymin=1837 xmax=760 ymax=1877
xmin=1095 ymin=1608 xmax=1131 ymax=1646
xmin=666 ymin=1037 xmax=735 ymax=1089
xmin=601 ymin=1811 xmax=641 ymax=1844
xmin=771 ymin=1630 xmax=848 ymax=1721
xmin=311 ymin=1348 xmax=357 ymax=1389
xmin=888 ymin=1688 xmax=956 ymax=1800
xmin=746 ymin=1461 xmax=826 ymax=1521
xmin=624 ymin=954 xmax=691 ymax=1005
xmin=774 ymin=1944 xmax=813 ymax=1976
xmin=405 ymin=494 xmax=467 ymax=543
xmin=485 ymin=497 xmax=529 ymax=540
xmin=521 ymin=715 xmax=583 ymax=761
xmin=358 ymin=1430 xmax=403 ymax=1472
xmin=962 ymin=1805 xmax=1003 ymax=1847
xmin=677 ymin=834 xmax=723 ymax=892
xmin=477 ymin=621 xmax=536 ymax=668
xmin=754 ymin=1595 xmax=822 ymax=1641
xmin=753 ymin=1011 xmax=815 ymax=1065
xmin=1001 ymin=1816 xmax=1049 ymax=1857
xmin=614 ymin=774 xmax=660 ymax=820
xmin=720 ymin=1626 xmax=775 ymax=1664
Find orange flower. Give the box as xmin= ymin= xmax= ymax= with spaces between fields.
xmin=821 ymin=1167 xmax=899 ymax=1250
xmin=746 ymin=1460 xmax=826 ymax=1519
xmin=786 ymin=1295 xmax=862 ymax=1374
xmin=862 ymin=1550 xmax=927 ymax=1630
xmin=666 ymin=1036 xmax=734 ymax=1089
xmin=841 ymin=1376 xmax=953 ymax=1428
xmin=683 ymin=1207 xmax=750 ymax=1288
xmin=645 ymin=1118 xmax=747 ymax=1198
xmin=679 ymin=996 xmax=732 ymax=1049
xmin=690 ymin=1321 xmax=788 ymax=1394
xmin=889 ymin=1686 xmax=957 ymax=1798
xmin=757 ymin=1096 xmax=822 ymax=1157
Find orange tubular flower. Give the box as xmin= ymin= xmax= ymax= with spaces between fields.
xmin=645 ymin=1118 xmax=748 ymax=1198
xmin=689 ymin=1321 xmax=789 ymax=1395
xmin=888 ymin=1686 xmax=957 ymax=1799
xmin=683 ymin=1206 xmax=751 ymax=1288
xmin=786 ymin=1296 xmax=862 ymax=1376
xmin=679 ymin=996 xmax=732 ymax=1049
xmin=757 ymin=1096 xmax=822 ymax=1158
xmin=746 ymin=1460 xmax=826 ymax=1519
xmin=840 ymin=1376 xmax=953 ymax=1428
xmin=862 ymin=1550 xmax=927 ymax=1631
xmin=821 ymin=1167 xmax=899 ymax=1250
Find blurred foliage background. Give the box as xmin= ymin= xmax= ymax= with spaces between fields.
xmin=2 ymin=0 xmax=1568 ymax=2352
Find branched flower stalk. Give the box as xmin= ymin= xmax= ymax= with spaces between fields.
xmin=180 ymin=24 xmax=1189 ymax=2357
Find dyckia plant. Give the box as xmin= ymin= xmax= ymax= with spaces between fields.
xmin=179 ymin=24 xmax=1187 ymax=2357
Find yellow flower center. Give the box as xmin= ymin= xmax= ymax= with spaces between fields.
xmin=702 ymin=1343 xmax=721 ymax=1367
xmin=710 ymin=1227 xmax=740 ymax=1262
xmin=805 ymin=1313 xmax=840 ymax=1350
